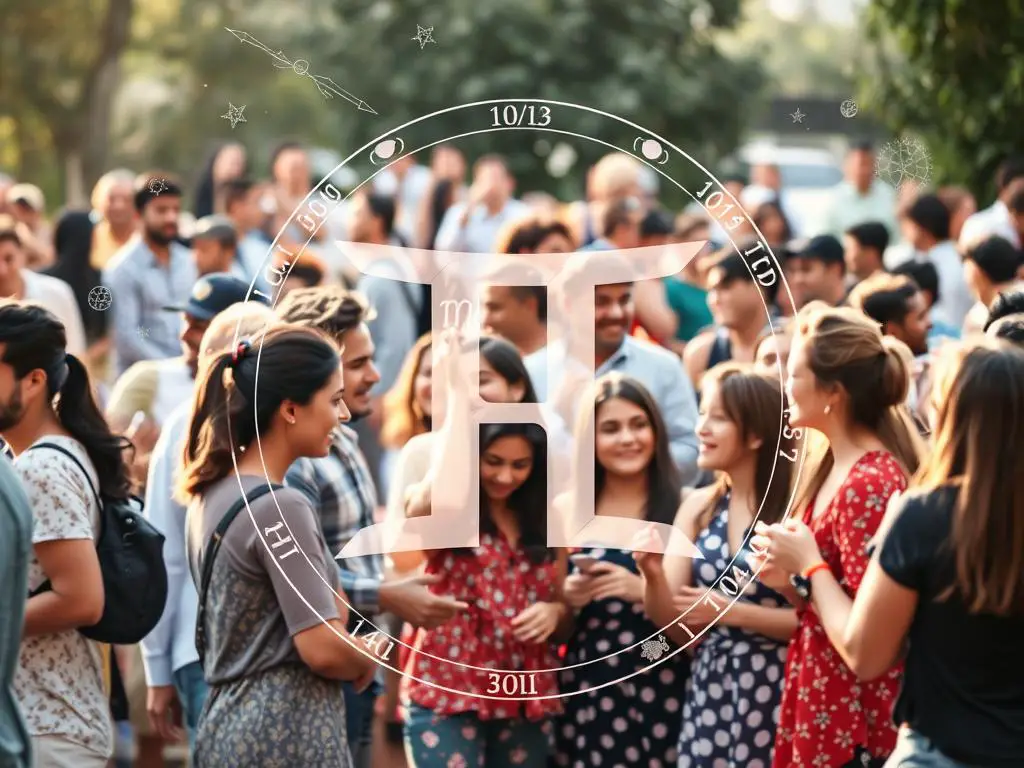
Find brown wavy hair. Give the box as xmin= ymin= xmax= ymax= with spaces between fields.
xmin=696 ymin=363 xmax=796 ymax=530
xmin=175 ymin=325 xmax=340 ymax=502
xmin=380 ymin=332 xmax=433 ymax=450
xmin=915 ymin=340 xmax=1024 ymax=615
xmin=792 ymin=302 xmax=925 ymax=510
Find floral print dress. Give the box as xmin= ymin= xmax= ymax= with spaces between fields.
xmin=772 ymin=451 xmax=907 ymax=768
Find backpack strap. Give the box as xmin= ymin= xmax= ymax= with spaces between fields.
xmin=195 ymin=483 xmax=282 ymax=667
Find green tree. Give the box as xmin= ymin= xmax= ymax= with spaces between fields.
xmin=1 ymin=0 xmax=134 ymax=205
xmin=320 ymin=0 xmax=765 ymax=202
xmin=861 ymin=0 xmax=1024 ymax=200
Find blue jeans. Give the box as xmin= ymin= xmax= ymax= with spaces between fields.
xmin=343 ymin=680 xmax=380 ymax=767
xmin=172 ymin=662 xmax=209 ymax=750
xmin=403 ymin=704 xmax=551 ymax=768
xmin=884 ymin=727 xmax=972 ymax=768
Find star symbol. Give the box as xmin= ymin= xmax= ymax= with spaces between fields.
xmin=790 ymin=107 xmax=806 ymax=124
xmin=221 ymin=102 xmax=247 ymax=129
xmin=412 ymin=25 xmax=436 ymax=49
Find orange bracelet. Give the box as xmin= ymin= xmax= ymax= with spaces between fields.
xmin=802 ymin=561 xmax=830 ymax=580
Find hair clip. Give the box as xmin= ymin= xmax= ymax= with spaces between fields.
xmin=232 ymin=339 xmax=251 ymax=366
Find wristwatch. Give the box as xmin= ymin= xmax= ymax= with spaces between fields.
xmin=789 ymin=573 xmax=812 ymax=601
xmin=790 ymin=561 xmax=829 ymax=600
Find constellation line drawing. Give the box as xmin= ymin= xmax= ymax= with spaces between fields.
xmin=225 ymin=27 xmax=377 ymax=115
xmin=412 ymin=25 xmax=437 ymax=49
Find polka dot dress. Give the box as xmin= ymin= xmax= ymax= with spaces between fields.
xmin=554 ymin=548 xmax=686 ymax=768
xmin=678 ymin=493 xmax=789 ymax=768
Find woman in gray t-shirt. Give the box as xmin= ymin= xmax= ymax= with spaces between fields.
xmin=178 ymin=325 xmax=375 ymax=767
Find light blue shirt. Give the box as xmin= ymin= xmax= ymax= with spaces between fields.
xmin=434 ymin=199 xmax=531 ymax=256
xmin=139 ymin=403 xmax=198 ymax=687
xmin=102 ymin=236 xmax=196 ymax=376
xmin=525 ymin=335 xmax=700 ymax=483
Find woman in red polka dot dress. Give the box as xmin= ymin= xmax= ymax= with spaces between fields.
xmin=751 ymin=304 xmax=925 ymax=767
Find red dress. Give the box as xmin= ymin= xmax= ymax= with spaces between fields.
xmin=401 ymin=532 xmax=563 ymax=722
xmin=772 ymin=451 xmax=907 ymax=767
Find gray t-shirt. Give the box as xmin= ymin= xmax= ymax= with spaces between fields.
xmin=186 ymin=474 xmax=341 ymax=684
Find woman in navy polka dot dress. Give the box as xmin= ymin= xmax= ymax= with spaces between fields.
xmin=638 ymin=365 xmax=798 ymax=767
xmin=554 ymin=376 xmax=688 ymax=768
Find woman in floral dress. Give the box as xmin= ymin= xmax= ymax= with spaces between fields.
xmin=752 ymin=304 xmax=924 ymax=767
xmin=400 ymin=422 xmax=568 ymax=767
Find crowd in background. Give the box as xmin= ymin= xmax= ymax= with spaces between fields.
xmin=0 ymin=139 xmax=1023 ymax=768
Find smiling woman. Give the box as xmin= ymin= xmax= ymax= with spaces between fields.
xmin=176 ymin=325 xmax=375 ymax=767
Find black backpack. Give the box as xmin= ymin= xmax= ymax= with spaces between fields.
xmin=29 ymin=442 xmax=168 ymax=645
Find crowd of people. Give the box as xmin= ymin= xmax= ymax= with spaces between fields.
xmin=0 ymin=139 xmax=1023 ymax=768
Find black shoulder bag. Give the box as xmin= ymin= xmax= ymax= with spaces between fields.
xmin=195 ymin=483 xmax=282 ymax=668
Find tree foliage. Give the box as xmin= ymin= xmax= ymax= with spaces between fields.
xmin=861 ymin=0 xmax=1024 ymax=200
xmin=320 ymin=0 xmax=766 ymax=202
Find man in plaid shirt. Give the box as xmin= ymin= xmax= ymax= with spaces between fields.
xmin=278 ymin=286 xmax=465 ymax=767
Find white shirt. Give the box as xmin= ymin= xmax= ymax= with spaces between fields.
xmin=140 ymin=403 xmax=198 ymax=685
xmin=14 ymin=436 xmax=112 ymax=758
xmin=820 ymin=180 xmax=898 ymax=240
xmin=959 ymin=201 xmax=1020 ymax=249
xmin=22 ymin=270 xmax=87 ymax=357
xmin=374 ymin=164 xmax=433 ymax=246
xmin=919 ymin=240 xmax=974 ymax=329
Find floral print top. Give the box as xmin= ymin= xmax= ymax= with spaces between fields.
xmin=773 ymin=450 xmax=907 ymax=767
xmin=402 ymin=532 xmax=563 ymax=721
xmin=14 ymin=437 xmax=112 ymax=758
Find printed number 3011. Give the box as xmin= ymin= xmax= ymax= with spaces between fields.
xmin=487 ymin=672 xmax=538 ymax=695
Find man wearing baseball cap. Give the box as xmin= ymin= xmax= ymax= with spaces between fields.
xmin=788 ymin=234 xmax=849 ymax=308
xmin=6 ymin=182 xmax=53 ymax=269
xmin=102 ymin=173 xmax=197 ymax=377
xmin=105 ymin=273 xmax=265 ymax=434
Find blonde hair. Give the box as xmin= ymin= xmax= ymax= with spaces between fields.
xmin=380 ymin=333 xmax=433 ymax=449
xmin=90 ymin=169 xmax=134 ymax=211
xmin=199 ymin=302 xmax=277 ymax=366
xmin=590 ymin=153 xmax=642 ymax=201
xmin=792 ymin=302 xmax=926 ymax=509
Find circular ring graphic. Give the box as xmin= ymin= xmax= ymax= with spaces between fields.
xmin=231 ymin=98 xmax=807 ymax=702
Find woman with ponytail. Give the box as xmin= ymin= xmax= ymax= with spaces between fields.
xmin=0 ymin=300 xmax=131 ymax=766
xmin=750 ymin=301 xmax=925 ymax=767
xmin=177 ymin=324 xmax=374 ymax=767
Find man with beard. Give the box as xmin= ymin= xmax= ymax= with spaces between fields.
xmin=276 ymin=286 xmax=466 ymax=768
xmin=102 ymin=173 xmax=196 ymax=377
xmin=524 ymin=250 xmax=700 ymax=483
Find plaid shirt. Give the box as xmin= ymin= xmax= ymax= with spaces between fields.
xmin=285 ymin=425 xmax=383 ymax=615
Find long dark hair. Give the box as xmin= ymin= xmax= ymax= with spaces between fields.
xmin=193 ymin=142 xmax=248 ymax=218
xmin=177 ymin=325 xmax=339 ymax=501
xmin=0 ymin=301 xmax=131 ymax=498
xmin=696 ymin=363 xmax=795 ymax=529
xmin=475 ymin=421 xmax=552 ymax=564
xmin=916 ymin=341 xmax=1024 ymax=615
xmin=473 ymin=335 xmax=539 ymax=403
xmin=575 ymin=374 xmax=681 ymax=526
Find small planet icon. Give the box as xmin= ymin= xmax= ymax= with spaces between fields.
xmin=375 ymin=140 xmax=397 ymax=160
xmin=840 ymin=99 xmax=859 ymax=118
xmin=640 ymin=139 xmax=663 ymax=160
xmin=292 ymin=59 xmax=310 ymax=76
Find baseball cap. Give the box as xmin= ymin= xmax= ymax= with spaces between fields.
xmin=191 ymin=214 xmax=237 ymax=243
xmin=794 ymin=234 xmax=845 ymax=266
xmin=8 ymin=183 xmax=45 ymax=213
xmin=163 ymin=273 xmax=266 ymax=320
